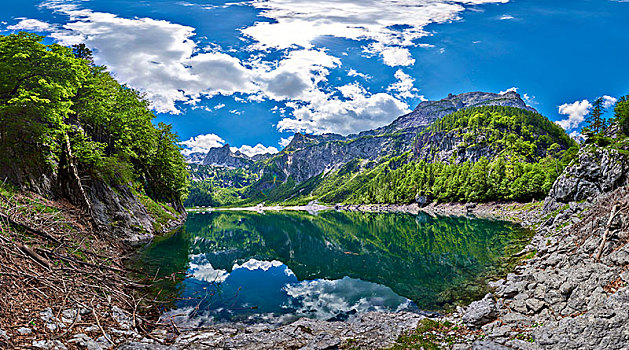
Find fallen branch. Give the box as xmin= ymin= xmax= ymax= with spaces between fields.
xmin=16 ymin=242 xmax=51 ymax=270
xmin=0 ymin=212 xmax=61 ymax=244
xmin=595 ymin=204 xmax=619 ymax=262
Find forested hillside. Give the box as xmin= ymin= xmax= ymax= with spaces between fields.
xmin=188 ymin=105 xmax=578 ymax=207
xmin=0 ymin=33 xmax=188 ymax=224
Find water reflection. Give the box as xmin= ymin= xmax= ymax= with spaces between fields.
xmin=139 ymin=210 xmax=530 ymax=325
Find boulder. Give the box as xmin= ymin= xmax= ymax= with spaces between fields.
xmin=463 ymin=293 xmax=498 ymax=328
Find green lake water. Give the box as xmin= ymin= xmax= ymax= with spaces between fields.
xmin=138 ymin=210 xmax=531 ymax=326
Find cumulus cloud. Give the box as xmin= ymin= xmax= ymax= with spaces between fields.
xmin=7 ymin=18 xmax=54 ymax=31
xmin=364 ymin=43 xmax=415 ymax=67
xmin=181 ymin=133 xmax=278 ymax=156
xmin=601 ymin=95 xmax=617 ymax=108
xmin=277 ymin=83 xmax=410 ymax=135
xmin=347 ymin=69 xmax=371 ymax=80
xmin=279 ymin=136 xmax=294 ymax=147
xmin=22 ymin=0 xmax=511 ymax=136
xmin=556 ymin=99 xmax=592 ymax=130
xmin=387 ymin=70 xmax=421 ymax=99
xmin=244 ymin=0 xmax=508 ymax=66
xmin=37 ymin=0 xmax=259 ymax=114
xmin=232 ymin=144 xmax=279 ymax=157
xmin=180 ymin=133 xmax=226 ymax=155
xmin=499 ymin=87 xmax=518 ymax=94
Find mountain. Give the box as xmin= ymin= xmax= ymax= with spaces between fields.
xmin=202 ymin=144 xmax=254 ymax=168
xmin=188 ymin=91 xmax=576 ymax=207
xmin=263 ymin=91 xmax=538 ymax=183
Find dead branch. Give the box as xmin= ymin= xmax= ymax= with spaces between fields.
xmin=595 ymin=204 xmax=620 ymax=261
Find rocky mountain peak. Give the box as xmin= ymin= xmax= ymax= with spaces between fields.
xmin=384 ymin=91 xmax=536 ymax=133
xmin=202 ymin=144 xmax=252 ymax=168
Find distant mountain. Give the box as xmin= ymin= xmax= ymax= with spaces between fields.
xmin=256 ymin=91 xmax=539 ymax=183
xmin=188 ymin=91 xmax=575 ymax=206
xmin=184 ymin=152 xmax=207 ymax=164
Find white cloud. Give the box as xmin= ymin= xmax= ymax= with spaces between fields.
xmin=347 ymin=69 xmax=371 ymax=80
xmin=277 ymin=83 xmax=410 ymax=135
xmin=25 ymin=0 xmax=511 ymax=136
xmin=601 ymin=95 xmax=617 ymax=109
xmin=7 ymin=18 xmax=54 ymax=32
xmin=387 ymin=70 xmax=421 ymax=99
xmin=243 ymin=0 xmax=508 ymax=66
xmin=499 ymin=87 xmax=518 ymax=94
xmin=556 ymin=99 xmax=592 ymax=130
xmin=282 ymin=276 xmax=410 ymax=320
xmin=279 ymin=136 xmax=294 ymax=147
xmin=181 ymin=133 xmax=278 ymax=156
xmin=189 ymin=254 xmax=230 ymax=283
xmin=364 ymin=43 xmax=415 ymax=67
xmin=180 ymin=133 xmax=225 ymax=155
xmin=232 ymin=144 xmax=279 ymax=157
xmin=499 ymin=14 xmax=515 ymax=20
xmin=38 ymin=1 xmax=259 ymax=114
xmin=232 ymin=259 xmax=283 ymax=271
xmin=522 ymin=93 xmax=537 ymax=105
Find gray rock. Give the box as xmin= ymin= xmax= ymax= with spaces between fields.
xmin=526 ymin=298 xmax=545 ymax=313
xmin=472 ymin=340 xmax=511 ymax=349
xmin=33 ymin=340 xmax=68 ymax=349
xmin=0 ymin=328 xmax=9 ymax=341
xmin=69 ymin=334 xmax=103 ymax=350
xmin=463 ymin=293 xmax=498 ymax=328
xmin=17 ymin=327 xmax=32 ymax=335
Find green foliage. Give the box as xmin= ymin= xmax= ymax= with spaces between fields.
xmin=341 ymin=153 xmax=570 ymax=204
xmin=136 ymin=192 xmax=177 ymax=232
xmin=184 ymin=165 xmax=259 ymax=207
xmin=0 ymin=33 xmax=188 ymax=205
xmin=425 ymin=105 xmax=576 ymax=160
xmin=614 ymin=95 xmax=629 ymax=135
xmin=389 ymin=319 xmax=459 ymax=349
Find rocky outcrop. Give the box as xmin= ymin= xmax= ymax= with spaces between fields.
xmin=202 ymin=144 xmax=253 ymax=168
xmin=378 ymin=90 xmax=536 ymax=135
xmin=462 ymin=293 xmax=498 ymax=328
xmin=452 ymin=142 xmax=629 ymax=349
xmin=543 ymin=144 xmax=629 ymax=212
xmin=88 ymin=180 xmax=186 ymax=244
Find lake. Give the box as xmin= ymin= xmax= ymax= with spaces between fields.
xmin=137 ymin=210 xmax=531 ymax=327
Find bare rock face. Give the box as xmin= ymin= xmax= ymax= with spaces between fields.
xmin=462 ymin=293 xmax=498 ymax=328
xmin=88 ymin=180 xmax=186 ymax=244
xmin=543 ymin=144 xmax=629 ymax=213
xmin=202 ymin=144 xmax=253 ymax=168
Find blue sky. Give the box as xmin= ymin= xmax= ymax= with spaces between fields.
xmin=2 ymin=0 xmax=628 ymax=156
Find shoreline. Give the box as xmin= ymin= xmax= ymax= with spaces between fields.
xmin=186 ymin=200 xmax=543 ymax=225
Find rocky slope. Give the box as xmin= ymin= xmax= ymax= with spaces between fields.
xmin=455 ymin=144 xmax=629 ymax=349
xmin=202 ymin=144 xmax=254 ymax=168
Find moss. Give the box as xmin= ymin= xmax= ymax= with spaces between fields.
xmin=137 ymin=192 xmax=176 ymax=233
xmin=388 ymin=319 xmax=459 ymax=350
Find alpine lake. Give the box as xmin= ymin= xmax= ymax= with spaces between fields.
xmin=135 ymin=210 xmax=532 ymax=327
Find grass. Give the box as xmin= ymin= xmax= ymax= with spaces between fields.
xmin=388 ymin=319 xmax=460 ymax=350
xmin=136 ymin=192 xmax=176 ymax=232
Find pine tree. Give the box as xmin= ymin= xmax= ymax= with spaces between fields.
xmin=586 ymin=97 xmax=605 ymax=135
